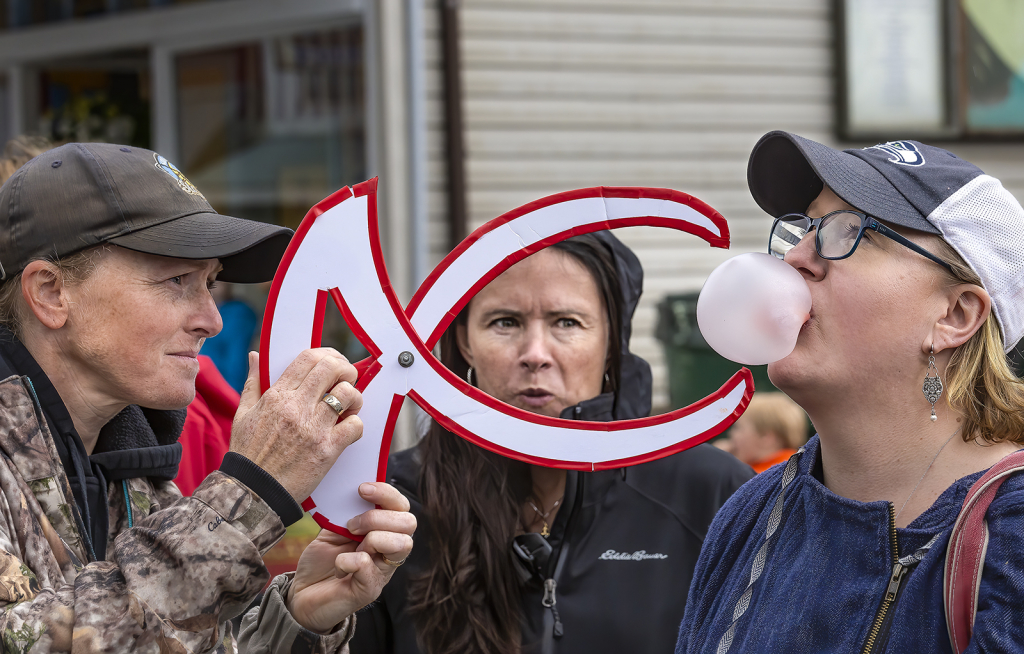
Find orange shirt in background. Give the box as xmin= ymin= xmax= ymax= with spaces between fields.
xmin=751 ymin=448 xmax=798 ymax=474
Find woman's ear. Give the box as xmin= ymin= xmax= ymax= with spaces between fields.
xmin=21 ymin=261 xmax=71 ymax=330
xmin=929 ymin=283 xmax=991 ymax=354
xmin=456 ymin=322 xmax=474 ymax=368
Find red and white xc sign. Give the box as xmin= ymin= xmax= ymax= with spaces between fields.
xmin=260 ymin=179 xmax=753 ymax=538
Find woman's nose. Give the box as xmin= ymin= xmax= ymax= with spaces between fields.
xmin=784 ymin=231 xmax=826 ymax=282
xmin=519 ymin=324 xmax=554 ymax=372
xmin=192 ymin=290 xmax=223 ymax=339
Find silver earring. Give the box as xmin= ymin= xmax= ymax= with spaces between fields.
xmin=604 ymin=372 xmax=610 ymax=387
xmin=466 ymin=366 xmax=474 ymax=386
xmin=923 ymin=346 xmax=943 ymax=422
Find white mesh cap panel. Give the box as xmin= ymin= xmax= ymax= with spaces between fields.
xmin=927 ymin=175 xmax=1024 ymax=352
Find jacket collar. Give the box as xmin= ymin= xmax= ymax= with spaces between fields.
xmin=559 ymin=392 xmax=615 ymax=422
xmin=0 ymin=328 xmax=185 ymax=481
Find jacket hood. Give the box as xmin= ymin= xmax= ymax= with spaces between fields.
xmin=592 ymin=231 xmax=652 ymax=420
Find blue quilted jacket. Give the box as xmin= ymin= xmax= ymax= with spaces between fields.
xmin=676 ymin=435 xmax=1024 ymax=654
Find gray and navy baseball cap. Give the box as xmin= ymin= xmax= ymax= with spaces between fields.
xmin=747 ymin=130 xmax=1024 ymax=352
xmin=0 ymin=142 xmax=293 ymax=283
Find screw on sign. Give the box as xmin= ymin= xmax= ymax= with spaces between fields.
xmin=260 ymin=179 xmax=755 ymax=540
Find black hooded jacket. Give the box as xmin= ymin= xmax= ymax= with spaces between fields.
xmin=350 ymin=233 xmax=754 ymax=653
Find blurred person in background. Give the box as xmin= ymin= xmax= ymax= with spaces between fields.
xmin=0 ymin=135 xmax=54 ymax=181
xmin=715 ymin=391 xmax=808 ymax=473
xmin=173 ymin=355 xmax=238 ymax=495
xmin=0 ymin=142 xmax=414 ymax=652
xmin=203 ymin=282 xmax=260 ymax=393
xmin=351 ymin=232 xmax=752 ymax=654
xmin=677 ymin=132 xmax=1024 ymax=653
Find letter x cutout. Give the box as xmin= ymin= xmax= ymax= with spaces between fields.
xmin=260 ymin=179 xmax=753 ymax=538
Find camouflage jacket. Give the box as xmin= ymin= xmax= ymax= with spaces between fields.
xmin=0 ymin=372 xmax=352 ymax=653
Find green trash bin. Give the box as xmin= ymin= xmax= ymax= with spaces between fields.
xmin=655 ymin=292 xmax=776 ymax=410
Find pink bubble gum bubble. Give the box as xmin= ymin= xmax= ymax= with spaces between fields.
xmin=696 ymin=252 xmax=812 ymax=366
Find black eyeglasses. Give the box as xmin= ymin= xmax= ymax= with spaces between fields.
xmin=768 ymin=210 xmax=953 ymax=272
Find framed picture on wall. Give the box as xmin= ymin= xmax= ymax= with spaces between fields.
xmin=836 ymin=0 xmax=956 ymax=140
xmin=836 ymin=0 xmax=1024 ymax=140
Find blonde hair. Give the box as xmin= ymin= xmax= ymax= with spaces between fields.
xmin=742 ymin=392 xmax=809 ymax=449
xmin=0 ymin=135 xmax=54 ymax=185
xmin=931 ymin=239 xmax=1024 ymax=445
xmin=0 ymin=247 xmax=106 ymax=339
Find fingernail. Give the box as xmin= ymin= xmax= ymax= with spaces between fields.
xmin=359 ymin=483 xmax=375 ymax=496
xmin=346 ymin=516 xmax=362 ymax=533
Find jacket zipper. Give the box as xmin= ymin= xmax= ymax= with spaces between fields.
xmin=540 ymin=472 xmax=584 ymax=652
xmin=861 ymin=502 xmax=902 ymax=654
xmin=542 ymin=578 xmax=563 ymax=638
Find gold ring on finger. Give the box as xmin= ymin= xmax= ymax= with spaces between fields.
xmin=321 ymin=393 xmax=345 ymax=416
xmin=382 ymin=554 xmax=407 ymax=567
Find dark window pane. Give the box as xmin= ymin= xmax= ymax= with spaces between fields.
xmin=176 ymin=25 xmax=365 ymax=231
xmin=36 ymin=49 xmax=151 ymax=147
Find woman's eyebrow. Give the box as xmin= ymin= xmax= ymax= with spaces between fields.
xmin=544 ymin=308 xmax=595 ymax=320
xmin=479 ymin=308 xmax=524 ymax=321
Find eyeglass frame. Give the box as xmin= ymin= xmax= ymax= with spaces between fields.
xmin=768 ymin=210 xmax=954 ymax=272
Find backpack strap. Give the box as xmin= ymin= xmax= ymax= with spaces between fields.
xmin=944 ymin=449 xmax=1024 ymax=653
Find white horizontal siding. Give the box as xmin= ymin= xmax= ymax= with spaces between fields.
xmin=435 ymin=0 xmax=836 ymax=411
xmin=423 ymin=0 xmax=1024 ymax=412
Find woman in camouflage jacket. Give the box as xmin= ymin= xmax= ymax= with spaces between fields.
xmin=0 ymin=142 xmax=415 ymax=653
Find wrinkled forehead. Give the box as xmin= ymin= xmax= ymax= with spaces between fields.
xmin=468 ymin=248 xmax=602 ymax=313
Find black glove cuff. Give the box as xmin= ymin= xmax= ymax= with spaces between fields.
xmin=220 ymin=452 xmax=304 ymax=527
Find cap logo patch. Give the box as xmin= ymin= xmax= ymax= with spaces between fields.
xmin=154 ymin=153 xmax=205 ymax=199
xmin=866 ymin=141 xmax=925 ymax=167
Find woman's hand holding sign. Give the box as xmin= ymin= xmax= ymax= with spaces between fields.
xmin=230 ymin=346 xmax=415 ymax=634
xmin=231 ymin=348 xmax=364 ymax=503
xmin=286 ymin=482 xmax=416 ymax=634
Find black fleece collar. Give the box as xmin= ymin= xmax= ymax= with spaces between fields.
xmin=90 ymin=405 xmax=184 ymax=481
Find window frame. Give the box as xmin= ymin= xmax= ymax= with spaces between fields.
xmin=835 ymin=0 xmax=1024 ymax=142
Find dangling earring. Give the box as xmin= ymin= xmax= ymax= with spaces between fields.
xmin=923 ymin=345 xmax=943 ymax=422
xmin=466 ymin=366 xmax=474 ymax=387
xmin=604 ymin=372 xmax=611 ymax=390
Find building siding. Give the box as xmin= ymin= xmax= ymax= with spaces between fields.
xmin=424 ymin=0 xmax=1024 ymax=412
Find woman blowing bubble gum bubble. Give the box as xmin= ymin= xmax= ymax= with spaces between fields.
xmin=680 ymin=132 xmax=1024 ymax=653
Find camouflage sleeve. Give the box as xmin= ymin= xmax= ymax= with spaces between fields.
xmin=0 ymin=470 xmax=286 ymax=653
xmin=238 ymin=573 xmax=354 ymax=654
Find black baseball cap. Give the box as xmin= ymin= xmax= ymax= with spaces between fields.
xmin=746 ymin=130 xmax=1024 ymax=352
xmin=0 ymin=142 xmax=293 ymax=283
xmin=746 ymin=131 xmax=987 ymax=234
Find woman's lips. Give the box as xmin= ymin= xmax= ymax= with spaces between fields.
xmin=800 ymin=310 xmax=814 ymax=332
xmin=518 ymin=388 xmax=554 ymax=408
xmin=168 ymin=351 xmax=200 ymax=363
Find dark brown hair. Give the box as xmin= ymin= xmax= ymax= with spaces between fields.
xmin=407 ymin=235 xmax=624 ymax=654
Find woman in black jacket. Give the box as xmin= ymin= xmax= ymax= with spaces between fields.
xmin=351 ymin=232 xmax=752 ymax=654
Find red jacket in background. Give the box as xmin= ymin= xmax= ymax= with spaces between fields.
xmin=175 ymin=355 xmax=238 ymax=495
